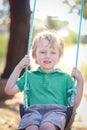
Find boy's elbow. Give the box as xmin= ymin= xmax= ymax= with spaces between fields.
xmin=74 ymin=99 xmax=82 ymax=109
xmin=4 ymin=86 xmax=13 ymax=95
xmin=74 ymin=103 xmax=79 ymax=109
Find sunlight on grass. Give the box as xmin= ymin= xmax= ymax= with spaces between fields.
xmin=0 ymin=34 xmax=9 ymax=75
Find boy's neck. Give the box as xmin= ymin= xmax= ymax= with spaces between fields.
xmin=39 ymin=67 xmax=55 ymax=73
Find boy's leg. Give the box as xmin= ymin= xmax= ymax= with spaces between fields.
xmin=25 ymin=125 xmax=39 ymax=130
xmin=40 ymin=122 xmax=59 ymax=130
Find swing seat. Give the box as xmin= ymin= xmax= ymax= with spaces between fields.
xmin=65 ymin=106 xmax=76 ymax=130
xmin=19 ymin=104 xmax=26 ymax=118
xmin=19 ymin=104 xmax=74 ymax=129
xmin=65 ymin=106 xmax=73 ymax=128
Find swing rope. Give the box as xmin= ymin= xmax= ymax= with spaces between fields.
xmin=69 ymin=0 xmax=84 ymax=107
xmin=23 ymin=0 xmax=36 ymax=109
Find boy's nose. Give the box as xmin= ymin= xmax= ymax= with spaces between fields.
xmin=46 ymin=52 xmax=50 ymax=58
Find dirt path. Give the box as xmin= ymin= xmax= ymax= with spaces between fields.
xmin=0 ymin=93 xmax=23 ymax=130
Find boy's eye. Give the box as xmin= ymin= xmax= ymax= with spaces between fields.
xmin=40 ymin=51 xmax=45 ymax=54
xmin=51 ymin=52 xmax=56 ymax=54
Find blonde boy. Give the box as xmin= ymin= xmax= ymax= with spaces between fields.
xmin=5 ymin=31 xmax=84 ymax=130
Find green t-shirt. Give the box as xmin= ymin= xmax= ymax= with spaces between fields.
xmin=16 ymin=67 xmax=74 ymax=106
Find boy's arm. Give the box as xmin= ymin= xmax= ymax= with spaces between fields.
xmin=74 ymin=75 xmax=84 ymax=109
xmin=5 ymin=65 xmax=22 ymax=95
xmin=71 ymin=67 xmax=84 ymax=109
xmin=5 ymin=55 xmax=30 ymax=95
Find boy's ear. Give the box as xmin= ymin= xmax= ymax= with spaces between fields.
xmin=32 ymin=52 xmax=36 ymax=59
xmin=32 ymin=53 xmax=37 ymax=63
xmin=33 ymin=53 xmax=38 ymax=64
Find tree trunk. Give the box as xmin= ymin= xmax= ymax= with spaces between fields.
xmin=1 ymin=0 xmax=31 ymax=78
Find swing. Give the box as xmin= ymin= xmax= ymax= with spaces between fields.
xmin=19 ymin=0 xmax=84 ymax=130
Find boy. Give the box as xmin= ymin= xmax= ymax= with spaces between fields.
xmin=5 ymin=31 xmax=84 ymax=130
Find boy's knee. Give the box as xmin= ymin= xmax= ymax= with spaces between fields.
xmin=40 ymin=122 xmax=58 ymax=130
xmin=25 ymin=125 xmax=39 ymax=130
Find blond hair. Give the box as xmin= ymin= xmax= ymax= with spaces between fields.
xmin=32 ymin=30 xmax=64 ymax=62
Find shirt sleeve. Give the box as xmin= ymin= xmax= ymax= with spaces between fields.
xmin=16 ymin=72 xmax=26 ymax=92
xmin=66 ymin=74 xmax=74 ymax=98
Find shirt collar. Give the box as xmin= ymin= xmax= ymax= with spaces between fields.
xmin=35 ymin=67 xmax=64 ymax=74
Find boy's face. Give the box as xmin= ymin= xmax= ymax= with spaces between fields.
xmin=35 ymin=39 xmax=60 ymax=72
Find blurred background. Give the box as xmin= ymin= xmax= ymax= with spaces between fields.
xmin=0 ymin=0 xmax=87 ymax=130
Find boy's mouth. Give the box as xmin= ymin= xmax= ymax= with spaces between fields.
xmin=44 ymin=61 xmax=51 ymax=64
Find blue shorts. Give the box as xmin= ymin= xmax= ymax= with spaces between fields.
xmin=18 ymin=104 xmax=67 ymax=130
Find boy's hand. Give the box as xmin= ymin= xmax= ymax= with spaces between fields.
xmin=17 ymin=55 xmax=30 ymax=70
xmin=71 ymin=67 xmax=83 ymax=82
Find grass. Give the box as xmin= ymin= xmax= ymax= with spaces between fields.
xmin=0 ymin=34 xmax=9 ymax=74
xmin=80 ymin=65 xmax=87 ymax=81
xmin=0 ymin=34 xmax=9 ymax=58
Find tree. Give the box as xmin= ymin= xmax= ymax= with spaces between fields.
xmin=1 ymin=0 xmax=31 ymax=78
xmin=64 ymin=0 xmax=87 ymax=19
xmin=47 ymin=16 xmax=69 ymax=30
